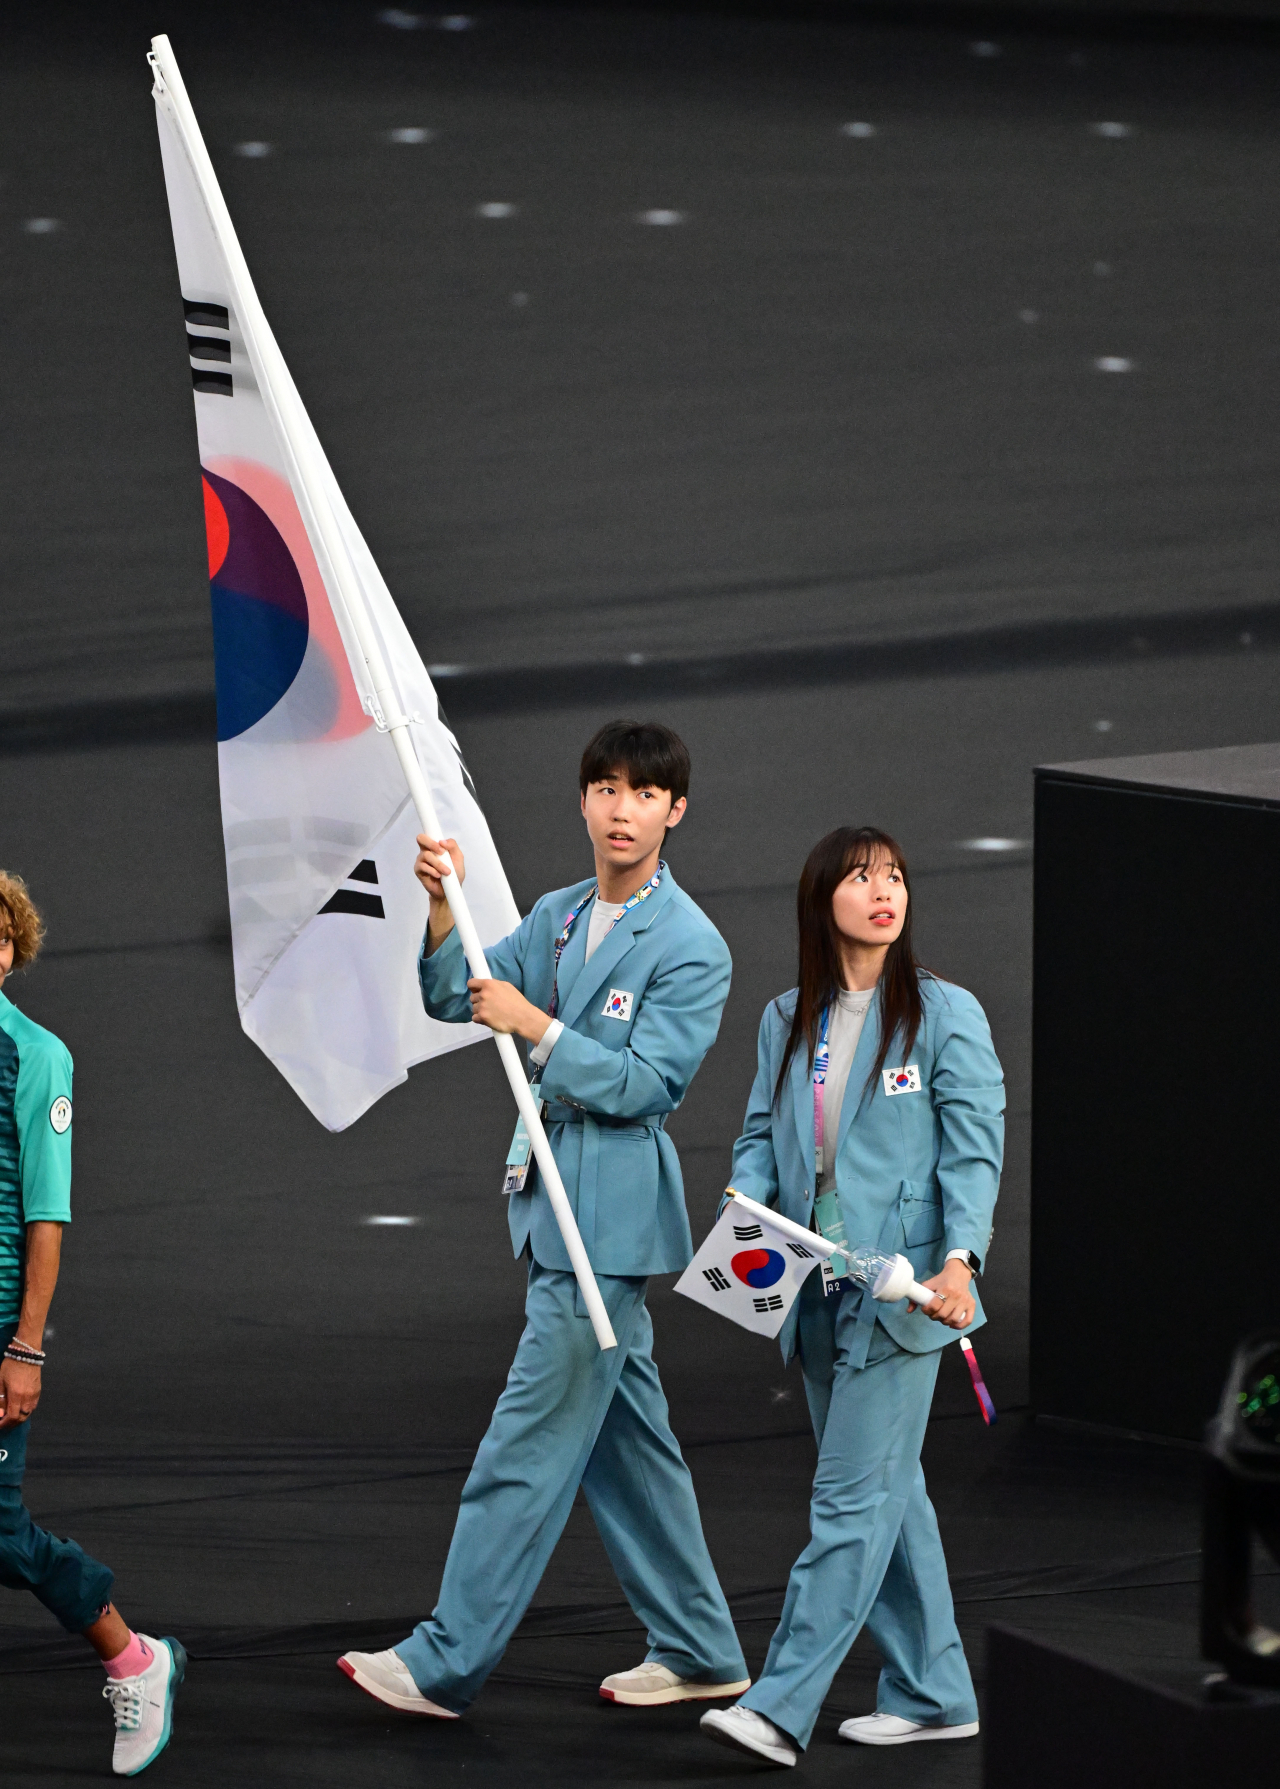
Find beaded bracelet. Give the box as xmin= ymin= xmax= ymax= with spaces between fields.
xmin=4 ymin=1342 xmax=46 ymax=1366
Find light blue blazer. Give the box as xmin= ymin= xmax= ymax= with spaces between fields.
xmin=727 ymin=977 xmax=1004 ymax=1362
xmin=419 ymin=868 xmax=732 ymax=1278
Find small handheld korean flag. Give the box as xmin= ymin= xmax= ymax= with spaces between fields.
xmin=675 ymin=1193 xmax=827 ymax=1339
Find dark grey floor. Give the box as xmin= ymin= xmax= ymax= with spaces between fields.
xmin=4 ymin=2 xmax=1280 ymax=710
xmin=2 ymin=1 xmax=1278 ymax=1782
xmin=4 ymin=643 xmax=1277 ymax=1782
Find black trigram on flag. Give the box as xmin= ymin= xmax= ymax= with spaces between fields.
xmin=788 ymin=1242 xmax=814 ymax=1259
xmin=184 ymin=297 xmax=233 ymax=395
xmin=733 ymin=1223 xmax=764 ymax=1241
xmin=320 ymin=859 xmax=385 ymax=920
xmin=753 ymin=1295 xmax=784 ymax=1313
xmin=703 ymin=1267 xmax=731 ymax=1293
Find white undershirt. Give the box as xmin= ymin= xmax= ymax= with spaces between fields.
xmin=816 ymin=987 xmax=875 ymax=1192
xmin=585 ymin=896 xmax=625 ymax=963
xmin=530 ymin=896 xmax=623 ymax=1068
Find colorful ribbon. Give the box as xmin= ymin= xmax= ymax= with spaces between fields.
xmin=959 ymin=1336 xmax=997 ymax=1425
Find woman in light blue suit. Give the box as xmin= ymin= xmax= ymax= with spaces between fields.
xmin=701 ymin=827 xmax=1003 ymax=1768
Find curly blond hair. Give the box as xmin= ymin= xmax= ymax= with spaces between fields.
xmin=0 ymin=871 xmax=45 ymax=971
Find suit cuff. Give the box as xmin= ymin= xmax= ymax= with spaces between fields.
xmin=530 ymin=1018 xmax=563 ymax=1069
xmin=420 ymin=924 xmax=461 ymax=966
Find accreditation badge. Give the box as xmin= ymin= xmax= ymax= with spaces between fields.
xmin=502 ymin=1082 xmax=542 ymax=1196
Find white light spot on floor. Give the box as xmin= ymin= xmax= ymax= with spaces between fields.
xmin=363 ymin=1215 xmax=420 ymax=1226
xmin=1094 ymin=356 xmax=1132 ymax=373
xmin=387 ymin=127 xmax=435 ymax=144
xmin=1093 ymin=260 xmax=1112 ymax=276
xmin=23 ymin=217 xmax=61 ymax=234
xmin=1091 ymin=121 xmax=1132 ymax=138
xmin=510 ymin=291 xmax=529 ymax=307
xmin=378 ymin=8 xmax=424 ymax=25
xmin=970 ymin=40 xmax=1002 ymax=56
xmin=43 ymin=1327 xmax=55 ymax=1340
xmin=428 ymin=663 xmax=464 ymax=677
xmin=477 ymin=201 xmax=516 ymax=218
xmin=235 ymin=141 xmax=273 ymax=159
xmin=1093 ymin=719 xmax=1113 ymax=732
xmin=1018 ymin=308 xmax=1039 ymax=324
xmin=1240 ymin=631 xmax=1254 ymax=646
xmin=437 ymin=12 xmax=475 ymax=26
xmin=959 ymin=838 xmax=1028 ymax=853
xmin=840 ymin=121 xmax=876 ymax=138
xmin=626 ymin=653 xmax=647 ymax=666
xmin=638 ymin=209 xmax=684 ymax=225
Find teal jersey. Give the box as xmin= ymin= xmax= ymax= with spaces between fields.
xmin=0 ymin=990 xmax=73 ymax=1326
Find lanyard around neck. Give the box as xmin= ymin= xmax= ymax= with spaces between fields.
xmin=546 ymin=861 xmax=665 ymax=1020
xmin=812 ymin=1006 xmax=832 ymax=1171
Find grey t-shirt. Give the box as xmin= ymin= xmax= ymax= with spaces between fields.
xmin=816 ymin=986 xmax=876 ymax=1193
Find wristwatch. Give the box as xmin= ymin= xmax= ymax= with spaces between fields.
xmin=950 ymin=1249 xmax=981 ymax=1276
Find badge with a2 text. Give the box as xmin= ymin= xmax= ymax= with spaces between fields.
xmin=602 ymin=989 xmax=633 ymax=1021
xmin=881 ymin=1065 xmax=921 ymax=1097
xmin=49 ymin=1097 xmax=72 ymax=1134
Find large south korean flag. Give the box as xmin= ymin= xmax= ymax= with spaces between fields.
xmin=149 ymin=37 xmax=519 ymax=1130
xmin=676 ymin=1194 xmax=829 ymax=1339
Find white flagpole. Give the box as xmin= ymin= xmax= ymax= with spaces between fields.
xmin=149 ymin=35 xmax=617 ymax=1351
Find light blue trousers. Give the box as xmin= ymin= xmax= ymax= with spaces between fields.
xmin=396 ymin=1259 xmax=747 ymax=1712
xmin=740 ymin=1280 xmax=977 ymax=1749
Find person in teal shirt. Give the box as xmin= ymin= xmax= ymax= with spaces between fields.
xmin=0 ymin=870 xmax=184 ymax=1776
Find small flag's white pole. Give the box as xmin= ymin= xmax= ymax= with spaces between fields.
xmin=727 ymin=1190 xmax=937 ymax=1307
xmin=725 ymin=1189 xmax=839 ymax=1258
xmin=149 ymin=34 xmax=617 ymax=1352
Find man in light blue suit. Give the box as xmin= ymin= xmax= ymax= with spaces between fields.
xmin=339 ymin=721 xmax=748 ymax=1720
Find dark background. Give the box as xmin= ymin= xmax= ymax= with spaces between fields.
xmin=2 ymin=2 xmax=1277 ymax=1782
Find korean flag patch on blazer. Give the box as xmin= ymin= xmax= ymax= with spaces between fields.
xmin=882 ymin=1064 xmax=922 ymax=1096
xmin=603 ymin=989 xmax=634 ymax=1021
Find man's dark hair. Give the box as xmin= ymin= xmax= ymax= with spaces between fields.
xmin=579 ymin=720 xmax=691 ymax=805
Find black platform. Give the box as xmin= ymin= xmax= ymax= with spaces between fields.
xmin=1031 ymin=743 xmax=1280 ymax=1441
xmin=984 ymin=1624 xmax=1280 ymax=1788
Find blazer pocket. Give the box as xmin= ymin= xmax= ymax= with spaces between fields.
xmin=606 ymin=1129 xmax=661 ymax=1223
xmin=900 ymin=1178 xmax=943 ymax=1249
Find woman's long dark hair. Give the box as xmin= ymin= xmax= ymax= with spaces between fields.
xmin=774 ymin=827 xmax=925 ymax=1108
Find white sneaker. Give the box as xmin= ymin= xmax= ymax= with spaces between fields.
xmin=337 ymin=1648 xmax=459 ymax=1717
xmin=700 ymin=1704 xmax=797 ymax=1767
xmin=838 ymin=1711 xmax=980 ymax=1745
xmin=103 ymin=1635 xmax=185 ymax=1777
xmin=600 ymin=1661 xmax=751 ymax=1706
